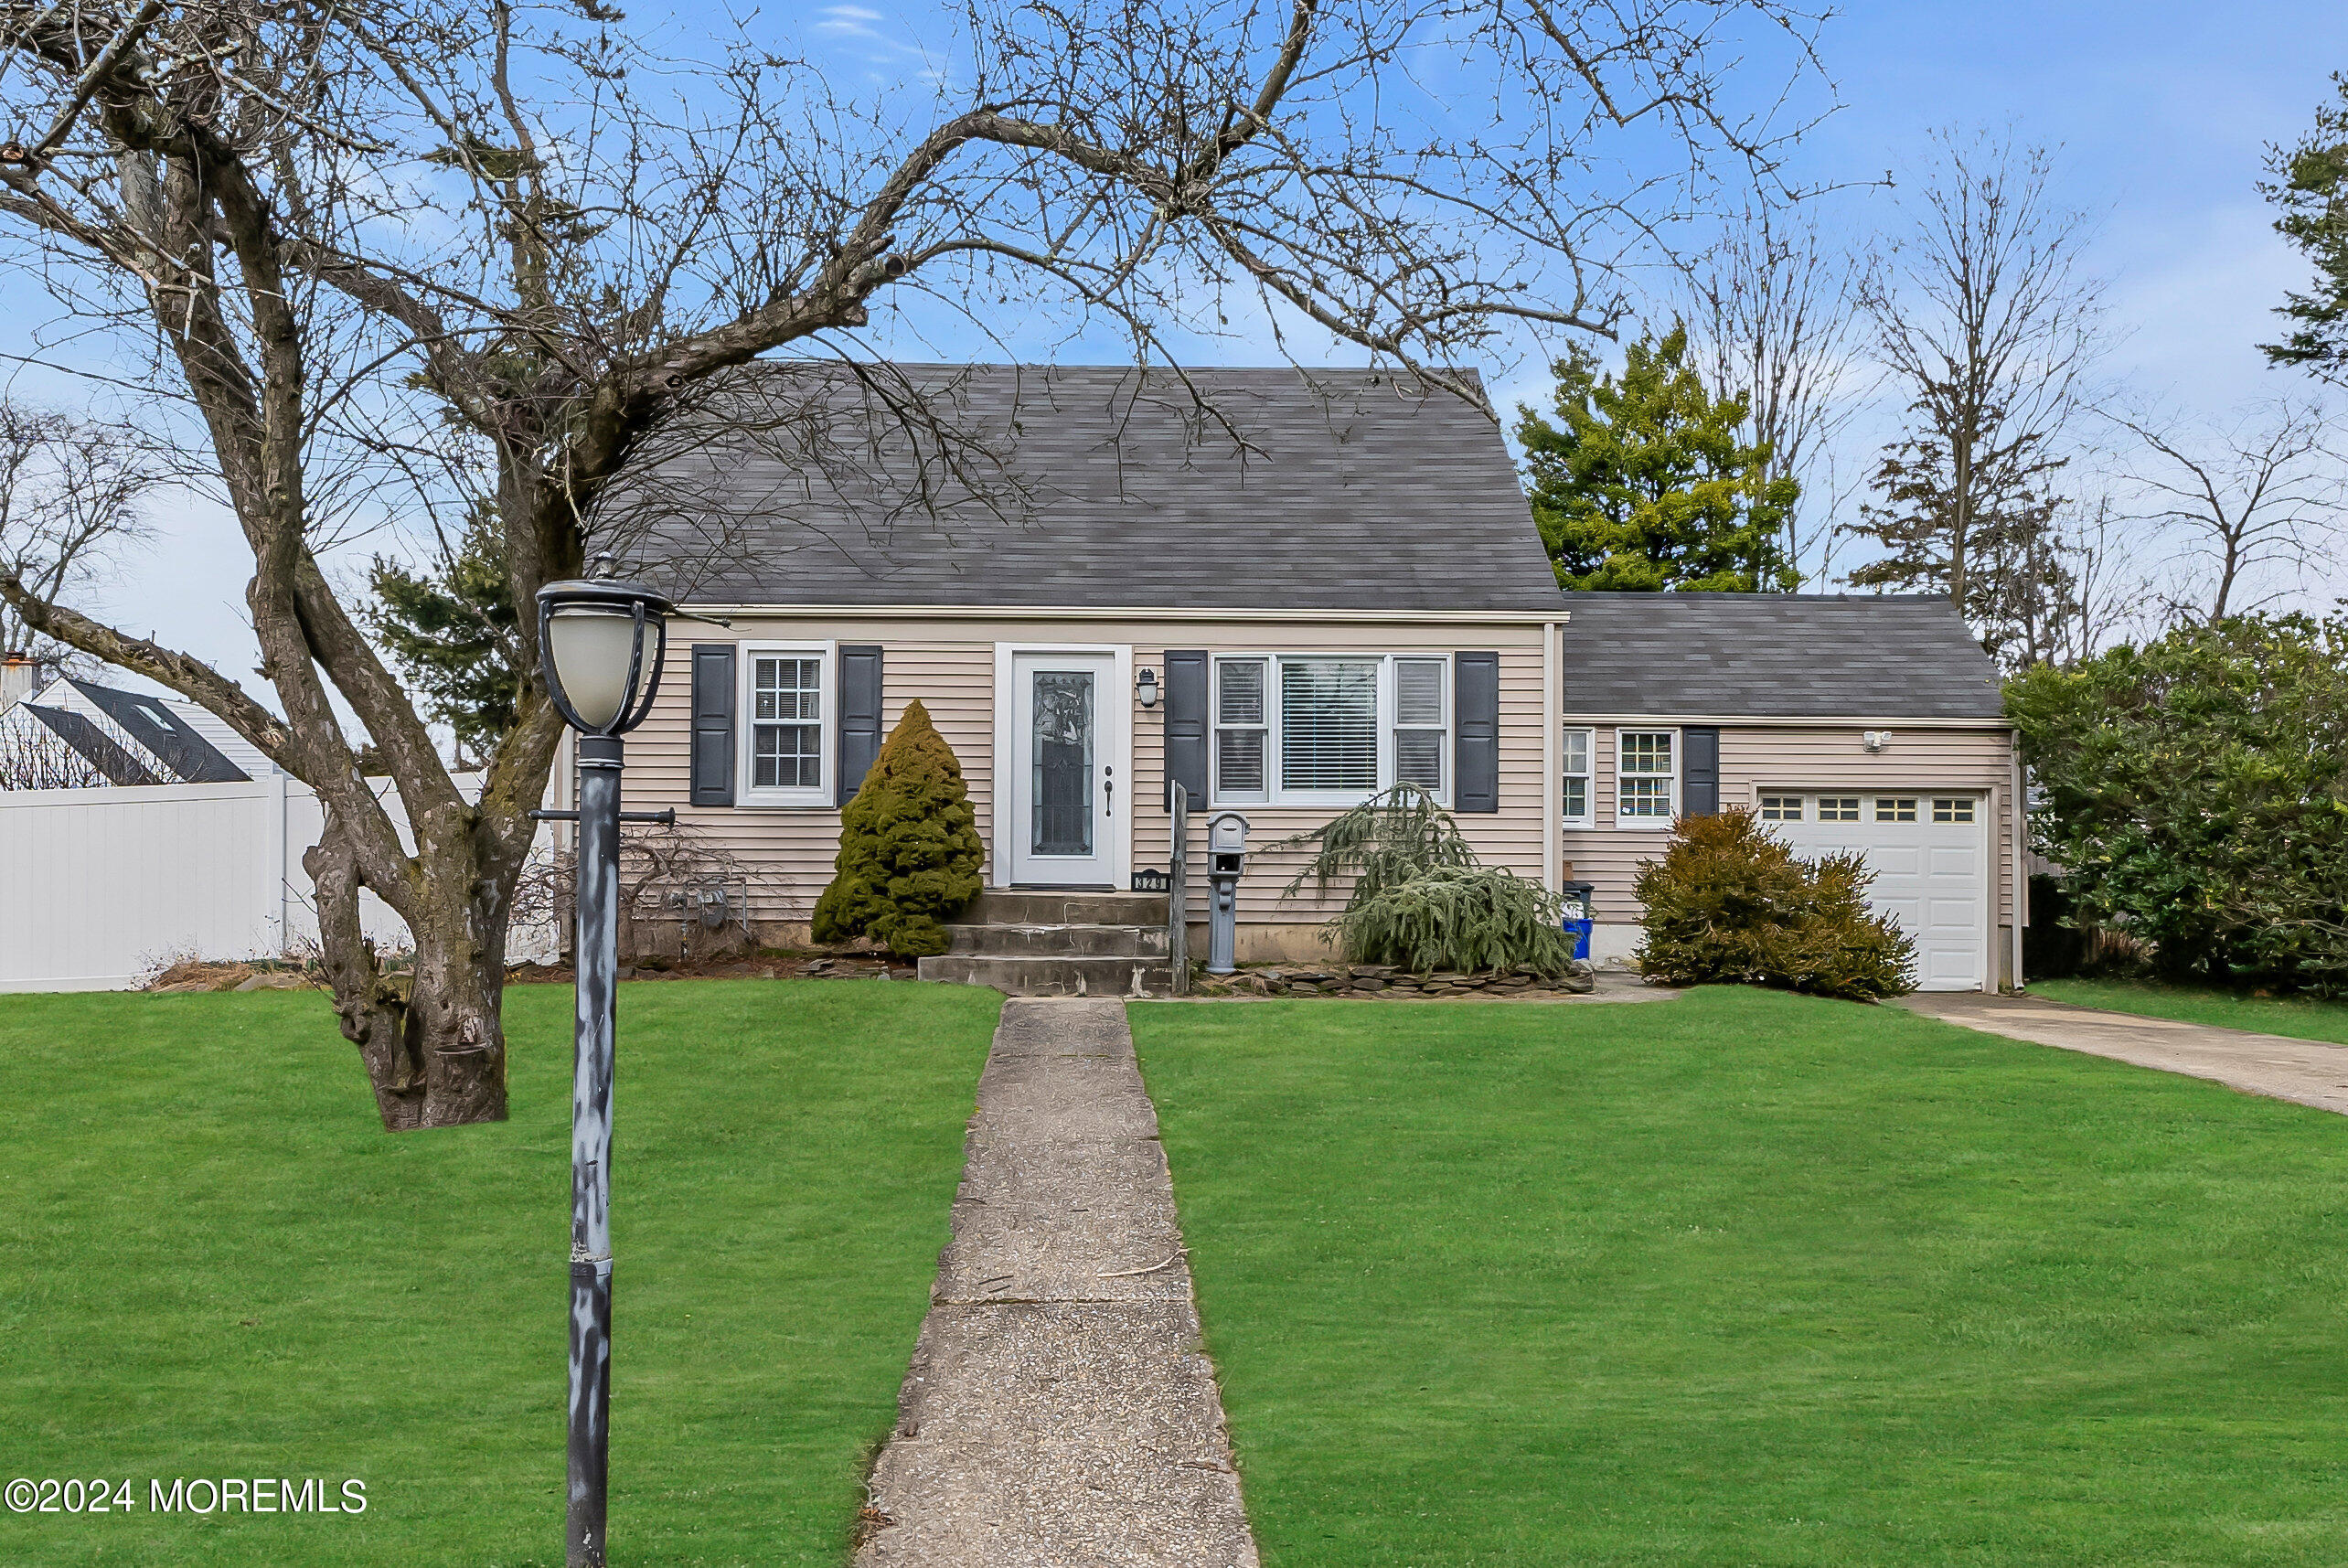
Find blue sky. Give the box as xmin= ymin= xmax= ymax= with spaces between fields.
xmin=39 ymin=0 xmax=2348 ymax=690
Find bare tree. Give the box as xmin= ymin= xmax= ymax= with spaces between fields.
xmin=1851 ymin=131 xmax=2105 ymax=642
xmin=2110 ymin=401 xmax=2343 ymax=623
xmin=0 ymin=713 xmax=109 ymax=787
xmin=0 ymin=401 xmax=158 ymax=668
xmin=0 ymin=0 xmax=1826 ymax=1128
xmin=1680 ymin=201 xmax=1867 ymax=584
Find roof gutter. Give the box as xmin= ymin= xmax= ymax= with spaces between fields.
xmin=678 ymin=602 xmax=1569 ymax=626
xmin=1561 ymin=713 xmax=2011 ymax=730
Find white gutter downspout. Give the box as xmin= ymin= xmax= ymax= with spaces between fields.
xmin=1542 ymin=619 xmax=1562 ymax=891
xmin=2010 ymin=728 xmax=2026 ymax=992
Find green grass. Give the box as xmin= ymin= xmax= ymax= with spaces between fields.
xmin=0 ymin=979 xmax=997 ymax=1567
xmin=2034 ymin=977 xmax=2348 ymax=1048
xmin=1134 ymin=987 xmax=2348 ymax=1566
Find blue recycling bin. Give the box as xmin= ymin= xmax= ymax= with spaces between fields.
xmin=1560 ymin=880 xmax=1595 ymax=961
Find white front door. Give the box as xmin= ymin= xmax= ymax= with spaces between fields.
xmin=1768 ymin=792 xmax=1990 ymax=992
xmin=1007 ymin=651 xmax=1121 ymax=887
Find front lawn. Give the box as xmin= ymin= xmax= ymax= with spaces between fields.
xmin=2033 ymin=976 xmax=2348 ymax=1048
xmin=0 ymin=979 xmax=998 ymax=1567
xmin=1135 ymin=987 xmax=2348 ymax=1566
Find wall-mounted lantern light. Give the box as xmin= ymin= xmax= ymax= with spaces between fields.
xmin=1135 ymin=667 xmax=1160 ymax=709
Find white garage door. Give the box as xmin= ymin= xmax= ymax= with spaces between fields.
xmin=1758 ymin=792 xmax=1988 ymax=992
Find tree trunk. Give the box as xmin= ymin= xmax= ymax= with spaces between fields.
xmin=306 ymin=809 xmax=510 ymax=1130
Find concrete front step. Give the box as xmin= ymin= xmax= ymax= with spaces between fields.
xmin=918 ymin=955 xmax=1177 ymax=997
xmin=947 ymin=923 xmax=1170 ymax=958
xmin=967 ymin=890 xmax=1169 ymax=927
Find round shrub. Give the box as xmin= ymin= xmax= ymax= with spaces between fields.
xmin=1634 ymin=809 xmax=1916 ymax=1001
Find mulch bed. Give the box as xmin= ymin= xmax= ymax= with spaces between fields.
xmin=140 ymin=951 xmax=918 ymax=993
xmin=1199 ymin=963 xmax=1596 ymax=999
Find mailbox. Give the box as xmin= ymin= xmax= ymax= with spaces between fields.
xmin=1204 ymin=812 xmax=1250 ymax=976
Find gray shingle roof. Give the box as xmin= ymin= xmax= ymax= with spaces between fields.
xmin=68 ymin=678 xmax=251 ymax=782
xmin=630 ymin=363 xmax=1564 ymax=614
xmin=23 ymin=703 xmax=165 ymax=784
xmin=1559 ymin=592 xmax=2007 ymax=720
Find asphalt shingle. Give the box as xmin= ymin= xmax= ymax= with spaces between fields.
xmin=1558 ymin=592 xmax=2006 ymax=720
xmin=630 ymin=363 xmax=1564 ymax=614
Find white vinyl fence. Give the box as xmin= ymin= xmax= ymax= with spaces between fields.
xmin=0 ymin=773 xmax=537 ymax=993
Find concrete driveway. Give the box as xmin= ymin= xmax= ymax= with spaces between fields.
xmin=1896 ymin=991 xmax=2348 ymax=1117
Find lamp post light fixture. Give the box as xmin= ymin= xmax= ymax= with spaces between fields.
xmin=533 ymin=566 xmax=678 ymax=1568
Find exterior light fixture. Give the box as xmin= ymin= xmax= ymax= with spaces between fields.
xmin=1862 ymin=730 xmax=1892 ymax=753
xmin=531 ymin=561 xmax=678 ymax=1568
xmin=1135 ymin=667 xmax=1160 ymax=709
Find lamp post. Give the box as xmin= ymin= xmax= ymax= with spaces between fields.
xmin=535 ymin=569 xmax=676 ymax=1568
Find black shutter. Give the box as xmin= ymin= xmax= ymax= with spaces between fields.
xmin=1163 ymin=650 xmax=1209 ymax=810
xmin=837 ymin=645 xmax=885 ymax=805
xmin=1682 ymin=725 xmax=1720 ymax=817
xmin=1455 ymin=651 xmax=1500 ymax=813
xmin=688 ymin=644 xmax=736 ymax=806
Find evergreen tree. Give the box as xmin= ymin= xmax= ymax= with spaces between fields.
xmin=2263 ymin=72 xmax=2348 ymax=389
xmin=1515 ymin=325 xmax=1800 ymax=592
xmin=1847 ymin=421 xmax=2074 ymax=667
xmin=811 ymin=699 xmax=986 ymax=958
xmin=364 ymin=509 xmax=521 ymax=767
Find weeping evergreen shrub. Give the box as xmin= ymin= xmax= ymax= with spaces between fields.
xmin=1329 ymin=864 xmax=1580 ymax=975
xmin=1284 ymin=785 xmax=1576 ymax=975
xmin=1633 ymin=809 xmax=1916 ymax=1001
xmin=809 ymin=700 xmax=984 ymax=958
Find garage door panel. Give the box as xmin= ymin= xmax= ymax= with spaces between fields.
xmin=1770 ymin=796 xmax=1986 ymax=992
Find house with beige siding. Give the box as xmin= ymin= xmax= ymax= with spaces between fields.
xmin=602 ymin=363 xmax=2017 ymax=994
xmin=1556 ymin=593 xmax=2017 ymax=991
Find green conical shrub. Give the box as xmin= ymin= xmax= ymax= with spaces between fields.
xmin=810 ymin=699 xmax=985 ymax=958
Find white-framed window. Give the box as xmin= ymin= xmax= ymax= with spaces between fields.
xmin=1933 ymin=796 xmax=1977 ymax=824
xmin=1213 ymin=657 xmax=1270 ymax=803
xmin=742 ymin=643 xmax=832 ymax=805
xmin=1393 ymin=657 xmax=1448 ymax=795
xmin=1615 ymin=729 xmax=1677 ymax=826
xmin=1875 ymin=796 xmax=1917 ymax=823
xmin=1209 ymin=653 xmax=1452 ymax=806
xmin=1758 ymin=794 xmax=1802 ymax=821
xmin=1817 ymin=795 xmax=1860 ymax=823
xmin=1561 ymin=727 xmax=1595 ymax=827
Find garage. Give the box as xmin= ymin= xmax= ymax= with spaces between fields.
xmin=1758 ymin=791 xmax=1989 ymax=992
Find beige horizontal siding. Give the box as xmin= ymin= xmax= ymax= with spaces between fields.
xmin=621 ymin=614 xmax=1551 ymax=928
xmin=1559 ymin=720 xmax=2017 ymax=927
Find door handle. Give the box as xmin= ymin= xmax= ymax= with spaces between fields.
xmin=1104 ymin=765 xmax=1115 ymax=816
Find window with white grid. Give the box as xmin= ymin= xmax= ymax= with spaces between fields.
xmin=1616 ymin=730 xmax=1677 ymax=825
xmin=1562 ymin=728 xmax=1595 ymax=827
xmin=742 ymin=645 xmax=829 ymax=804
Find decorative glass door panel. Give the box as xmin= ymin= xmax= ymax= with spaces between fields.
xmin=1030 ymin=670 xmax=1095 ymax=857
xmin=1008 ymin=652 xmax=1119 ymax=886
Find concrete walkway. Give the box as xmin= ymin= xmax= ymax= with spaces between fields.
xmin=1897 ymin=991 xmax=2348 ymax=1116
xmin=854 ymin=998 xmax=1259 ymax=1568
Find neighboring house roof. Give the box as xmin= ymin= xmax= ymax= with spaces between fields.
xmin=630 ymin=363 xmax=1565 ymax=615
xmin=64 ymin=678 xmax=251 ymax=782
xmin=1558 ymin=592 xmax=2007 ymax=720
xmin=20 ymin=703 xmax=165 ymax=785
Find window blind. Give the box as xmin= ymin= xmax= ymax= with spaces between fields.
xmin=1280 ymin=659 xmax=1378 ymax=791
